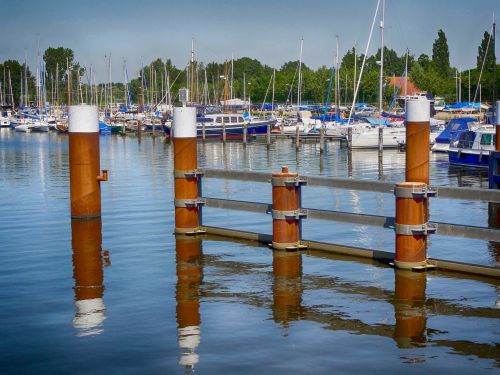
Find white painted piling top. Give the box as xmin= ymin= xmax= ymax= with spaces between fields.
xmin=68 ymin=105 xmax=99 ymax=133
xmin=406 ymin=98 xmax=430 ymax=123
xmin=496 ymin=101 xmax=500 ymax=126
xmin=173 ymin=106 xmax=197 ymax=138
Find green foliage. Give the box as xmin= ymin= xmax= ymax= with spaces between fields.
xmin=0 ymin=60 xmax=35 ymax=106
xmin=432 ymin=29 xmax=451 ymax=77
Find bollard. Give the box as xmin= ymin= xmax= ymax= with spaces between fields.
xmin=378 ymin=126 xmax=383 ymax=151
xmin=243 ymin=124 xmax=247 ymax=146
xmin=71 ymin=219 xmax=106 ymax=336
xmin=406 ymin=99 xmax=430 ymax=185
xmin=267 ymin=124 xmax=271 ymax=146
xmin=69 ymin=105 xmax=108 ymax=219
xmin=175 ymin=235 xmax=202 ymax=368
xmin=394 ymin=182 xmax=436 ymax=270
xmin=295 ymin=125 xmax=300 ymax=150
xmin=202 ymin=122 xmax=206 ymax=142
xmin=271 ymin=166 xmax=307 ymax=250
xmin=319 ymin=126 xmax=325 ymax=154
xmin=173 ymin=106 xmax=205 ymax=235
xmin=272 ymin=250 xmax=303 ymax=326
xmin=347 ymin=127 xmax=352 ymax=150
xmin=222 ymin=122 xmax=227 ymax=143
xmin=393 ymin=270 xmax=427 ymax=348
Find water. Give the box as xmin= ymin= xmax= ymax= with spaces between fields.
xmin=0 ymin=129 xmax=499 ymax=373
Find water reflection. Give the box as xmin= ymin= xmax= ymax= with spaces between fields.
xmin=487 ymin=203 xmax=500 ymax=308
xmin=175 ymin=235 xmax=203 ymax=371
xmin=272 ymin=250 xmax=303 ymax=328
xmin=71 ymin=219 xmax=107 ymax=337
xmin=393 ymin=270 xmax=427 ymax=349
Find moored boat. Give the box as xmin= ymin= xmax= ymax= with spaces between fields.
xmin=448 ymin=128 xmax=495 ymax=168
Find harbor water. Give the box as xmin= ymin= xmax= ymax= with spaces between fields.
xmin=0 ymin=129 xmax=499 ymax=373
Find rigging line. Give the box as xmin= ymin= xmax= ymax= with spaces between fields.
xmin=473 ymin=24 xmax=493 ymax=103
xmin=347 ymin=0 xmax=381 ymax=124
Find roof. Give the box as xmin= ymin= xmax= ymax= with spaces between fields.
xmin=387 ymin=76 xmax=421 ymax=95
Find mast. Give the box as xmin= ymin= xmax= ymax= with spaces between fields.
xmin=335 ymin=35 xmax=340 ymax=115
xmin=404 ymin=49 xmax=408 ymax=112
xmin=230 ymin=53 xmax=234 ymax=101
xmin=379 ymin=0 xmax=385 ymax=112
xmin=468 ymin=69 xmax=471 ymax=103
xmin=243 ymin=72 xmax=246 ymax=104
xmin=353 ymin=43 xmax=357 ymax=103
xmin=297 ymin=37 xmax=303 ymax=108
xmin=108 ymin=54 xmax=113 ymax=113
xmin=8 ymin=70 xmax=14 ymax=110
xmin=190 ymin=38 xmax=195 ymax=103
xmin=493 ymin=14 xmax=497 ymax=105
xmin=55 ymin=63 xmax=59 ymax=107
xmin=24 ymin=52 xmax=28 ymax=106
xmin=67 ymin=58 xmax=72 ymax=106
xmin=272 ymin=68 xmax=276 ymax=113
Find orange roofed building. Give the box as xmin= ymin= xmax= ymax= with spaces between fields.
xmin=387 ymin=76 xmax=422 ymax=95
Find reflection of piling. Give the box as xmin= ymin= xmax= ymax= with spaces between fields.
xmin=222 ymin=122 xmax=227 ymax=143
xmin=71 ymin=219 xmax=106 ymax=337
xmin=378 ymin=126 xmax=383 ymax=152
xmin=319 ymin=126 xmax=325 ymax=154
xmin=173 ymin=107 xmax=204 ymax=234
xmin=271 ymin=166 xmax=307 ymax=250
xmin=175 ymin=235 xmax=202 ymax=369
xmin=405 ymin=99 xmax=430 ymax=185
xmin=69 ymin=105 xmax=108 ymax=219
xmin=272 ymin=250 xmax=303 ymax=326
xmin=243 ymin=124 xmax=248 ymax=146
xmin=295 ymin=125 xmax=300 ymax=150
xmin=394 ymin=270 xmax=427 ymax=349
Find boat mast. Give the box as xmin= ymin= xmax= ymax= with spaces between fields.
xmin=24 ymin=52 xmax=28 ymax=107
xmin=230 ymin=53 xmax=234 ymax=101
xmin=353 ymin=43 xmax=357 ymax=104
xmin=493 ymin=14 xmax=497 ymax=106
xmin=8 ymin=70 xmax=14 ymax=110
xmin=272 ymin=68 xmax=276 ymax=113
xmin=379 ymin=0 xmax=385 ymax=112
xmin=190 ymin=38 xmax=195 ymax=103
xmin=297 ymin=37 xmax=303 ymax=108
xmin=67 ymin=58 xmax=72 ymax=106
xmin=404 ymin=49 xmax=408 ymax=112
xmin=108 ymin=54 xmax=113 ymax=114
xmin=335 ymin=35 xmax=340 ymax=116
xmin=243 ymin=72 xmax=246 ymax=104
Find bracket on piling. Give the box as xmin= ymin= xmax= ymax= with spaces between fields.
xmin=271 ymin=176 xmax=308 ymax=187
xmin=394 ymin=185 xmax=438 ymax=199
xmin=271 ymin=209 xmax=308 ymax=220
xmin=395 ymin=223 xmax=437 ymax=236
xmin=174 ymin=198 xmax=206 ymax=208
xmin=174 ymin=169 xmax=204 ymax=179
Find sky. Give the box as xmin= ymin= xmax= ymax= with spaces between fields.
xmin=0 ymin=0 xmax=499 ymax=82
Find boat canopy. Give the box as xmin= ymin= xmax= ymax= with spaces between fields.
xmin=435 ymin=117 xmax=478 ymax=144
xmin=445 ymin=102 xmax=481 ymax=110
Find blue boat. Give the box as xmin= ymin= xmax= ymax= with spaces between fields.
xmin=99 ymin=121 xmax=112 ymax=134
xmin=431 ymin=117 xmax=479 ymax=152
xmin=448 ymin=128 xmax=495 ymax=169
xmin=164 ymin=113 xmax=276 ymax=138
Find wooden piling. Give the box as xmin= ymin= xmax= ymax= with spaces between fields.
xmin=319 ymin=126 xmax=325 ymax=154
xmin=271 ymin=166 xmax=307 ymax=250
xmin=69 ymin=105 xmax=107 ymax=219
xmin=243 ymin=124 xmax=247 ymax=146
xmin=173 ymin=106 xmax=204 ymax=234
xmin=222 ymin=122 xmax=227 ymax=143
xmin=295 ymin=125 xmax=300 ymax=150
xmin=267 ymin=124 xmax=271 ymax=146
xmin=347 ymin=127 xmax=352 ymax=150
xmin=406 ymin=99 xmax=430 ymax=185
xmin=378 ymin=127 xmax=383 ymax=152
xmin=202 ymin=122 xmax=206 ymax=142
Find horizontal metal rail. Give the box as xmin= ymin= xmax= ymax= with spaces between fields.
xmin=204 ymin=197 xmax=500 ymax=242
xmin=201 ymin=225 xmax=500 ymax=279
xmin=201 ymin=168 xmax=500 ymax=202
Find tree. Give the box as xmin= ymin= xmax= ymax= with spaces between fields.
xmin=0 ymin=60 xmax=35 ymax=106
xmin=43 ymin=47 xmax=83 ymax=104
xmin=432 ymin=29 xmax=451 ymax=76
xmin=476 ymin=31 xmax=495 ymax=70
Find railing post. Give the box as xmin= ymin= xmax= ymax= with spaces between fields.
xmin=173 ymin=106 xmax=204 ymax=235
xmin=69 ymin=105 xmax=107 ymax=219
xmin=271 ymin=166 xmax=307 ymax=250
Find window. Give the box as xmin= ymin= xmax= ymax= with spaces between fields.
xmin=238 ymin=117 xmax=244 ymax=123
xmin=231 ymin=117 xmax=238 ymax=123
xmin=216 ymin=117 xmax=222 ymax=123
xmin=480 ymin=133 xmax=492 ymax=146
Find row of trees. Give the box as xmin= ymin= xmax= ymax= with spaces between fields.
xmin=1 ymin=30 xmax=498 ymax=108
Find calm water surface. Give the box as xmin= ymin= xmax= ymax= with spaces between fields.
xmin=0 ymin=129 xmax=499 ymax=374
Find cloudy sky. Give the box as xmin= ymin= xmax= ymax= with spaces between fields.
xmin=1 ymin=0 xmax=498 ymax=81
